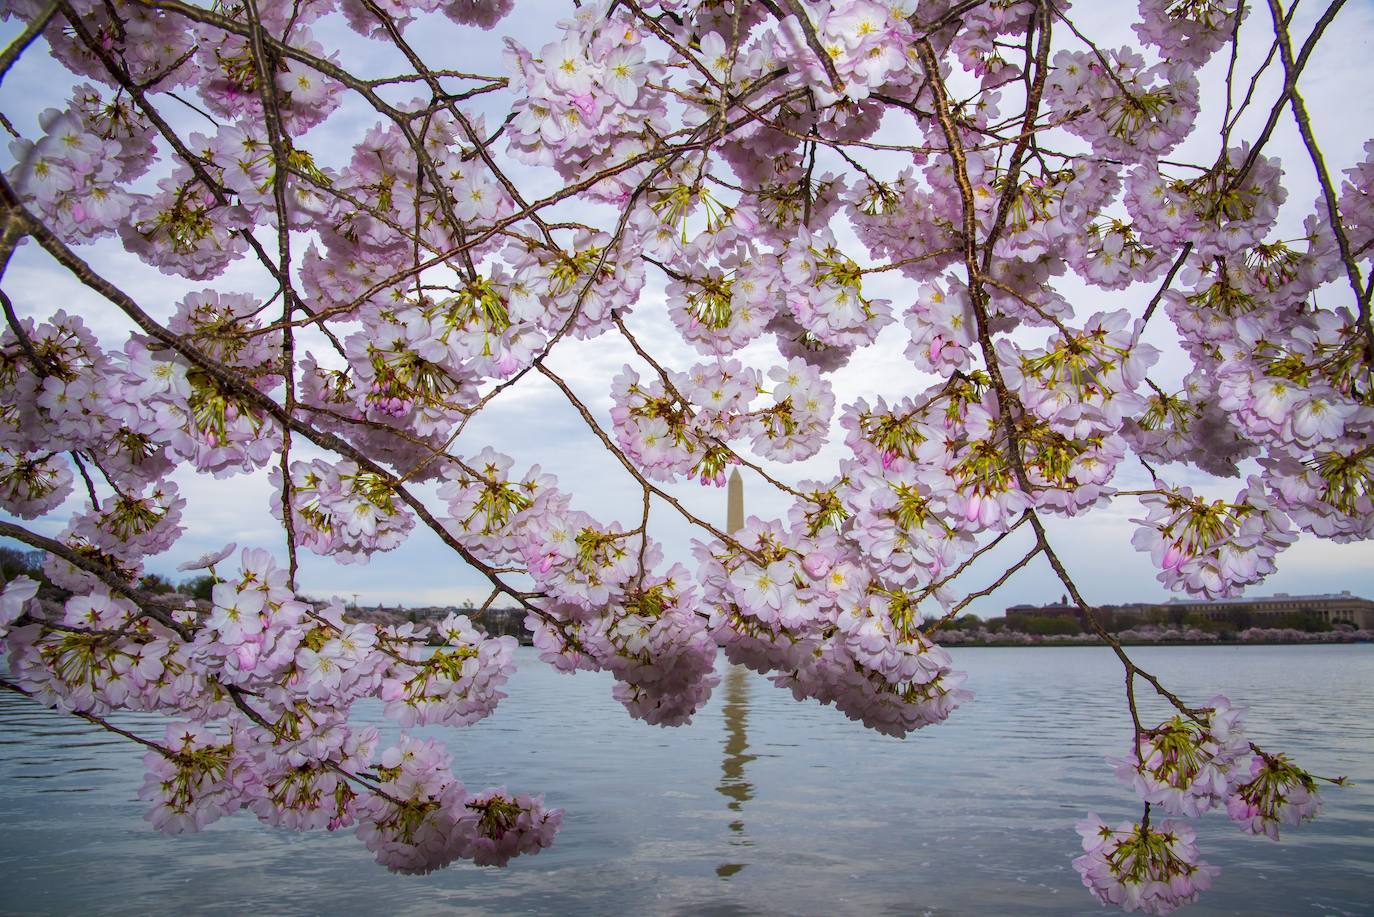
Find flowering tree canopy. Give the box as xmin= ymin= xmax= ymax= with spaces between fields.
xmin=0 ymin=0 xmax=1367 ymax=909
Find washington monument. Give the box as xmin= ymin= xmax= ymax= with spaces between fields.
xmin=727 ymin=468 xmax=744 ymax=534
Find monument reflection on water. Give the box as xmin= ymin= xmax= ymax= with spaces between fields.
xmin=715 ymin=664 xmax=755 ymax=878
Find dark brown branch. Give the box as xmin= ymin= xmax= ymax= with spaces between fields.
xmin=0 ymin=519 xmax=192 ymax=639
xmin=0 ymin=677 xmax=173 ymax=757
xmin=1265 ymin=0 xmax=1372 ymax=360
xmin=243 ymin=0 xmax=302 ymax=588
xmin=777 ymin=0 xmax=845 ymax=93
xmin=1141 ymin=243 xmax=1193 ymax=326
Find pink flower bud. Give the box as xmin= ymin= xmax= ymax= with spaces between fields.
xmin=570 ymin=93 xmax=597 ymax=118
xmin=802 ymin=552 xmax=831 ymax=578
xmin=234 ymin=641 xmax=261 ymax=671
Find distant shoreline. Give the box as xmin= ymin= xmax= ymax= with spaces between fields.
xmin=943 ymin=638 xmax=1373 ymax=648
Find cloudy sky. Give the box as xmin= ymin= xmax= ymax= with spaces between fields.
xmin=1 ymin=1 xmax=1371 ymax=618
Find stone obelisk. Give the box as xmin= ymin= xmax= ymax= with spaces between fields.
xmin=726 ymin=468 xmax=744 ymax=534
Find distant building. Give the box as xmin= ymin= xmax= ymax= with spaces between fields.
xmin=1005 ymin=597 xmax=1079 ymax=628
xmin=1005 ymin=591 xmax=1374 ymax=630
xmin=1004 ymin=597 xmax=1149 ymax=631
xmin=1161 ymin=592 xmax=1374 ymax=629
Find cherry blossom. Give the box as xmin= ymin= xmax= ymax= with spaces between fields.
xmin=1074 ymin=814 xmax=1219 ymax=914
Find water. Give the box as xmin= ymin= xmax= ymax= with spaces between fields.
xmin=1 ymin=645 xmax=1371 ymax=916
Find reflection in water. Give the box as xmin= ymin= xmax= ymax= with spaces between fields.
xmin=715 ymin=664 xmax=754 ymax=879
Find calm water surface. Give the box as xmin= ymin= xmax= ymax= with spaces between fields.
xmin=1 ymin=645 xmax=1371 ymax=916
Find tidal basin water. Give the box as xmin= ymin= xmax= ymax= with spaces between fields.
xmin=1 ymin=645 xmax=1371 ymax=916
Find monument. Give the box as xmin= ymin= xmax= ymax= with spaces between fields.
xmin=727 ymin=468 xmax=744 ymax=535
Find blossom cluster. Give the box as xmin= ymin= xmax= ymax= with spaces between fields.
xmin=1110 ymin=697 xmax=1249 ymax=818
xmin=611 ymin=355 xmax=835 ymax=482
xmin=1074 ymin=815 xmax=1218 ymax=915
xmin=1077 ymin=696 xmax=1326 ymax=913
xmin=2 ymin=548 xmax=556 ymax=872
xmin=353 ymin=736 xmax=561 ymax=873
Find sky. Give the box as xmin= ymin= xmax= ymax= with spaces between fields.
xmin=0 ymin=1 xmax=1372 ymax=618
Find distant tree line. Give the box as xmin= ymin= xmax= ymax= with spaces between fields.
xmin=0 ymin=545 xmax=218 ymax=603
xmin=952 ymin=607 xmax=1344 ymax=638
